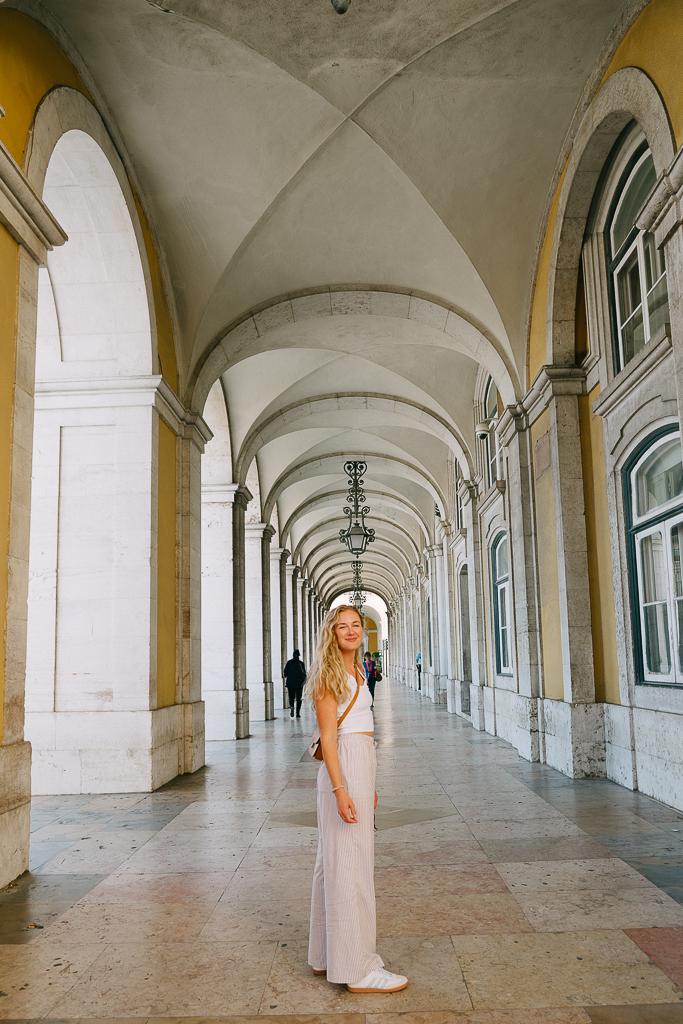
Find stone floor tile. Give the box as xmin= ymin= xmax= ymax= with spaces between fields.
xmin=0 ymin=901 xmax=72 ymax=943
xmin=199 ymin=898 xmax=312 ymax=941
xmin=583 ymin=1006 xmax=683 ymax=1023
xmin=467 ymin=819 xmax=585 ymax=841
xmin=78 ymin=871 xmax=233 ymax=904
xmin=115 ymin=845 xmax=249 ymax=875
xmin=478 ymin=837 xmax=616 ymax=863
xmin=626 ymin=927 xmax=683 ymax=988
xmin=452 ymin=930 xmax=683 ymax=1008
xmin=374 ymin=864 xmax=508 ymax=897
xmin=38 ymin=832 xmax=158 ymax=873
xmin=373 ymin=820 xmax=475 ymax=844
xmin=258 ymin=937 xmax=471 ymax=1013
xmin=374 ymin=839 xmax=488 ymax=867
xmin=0 ymin=941 xmax=107 ymax=1017
xmin=564 ymin=815 xmax=662 ymax=836
xmin=33 ymin=901 xmax=216 ymax=943
xmin=0 ymin=873 xmax=107 ymax=904
xmin=515 ymin=887 xmax=683 ymax=931
xmin=497 ymin=858 xmax=656 ymax=894
xmin=376 ymin=892 xmax=534 ymax=936
xmin=49 ymin=941 xmax=279 ymax=1017
xmin=595 ymin=834 xmax=683 ymax=860
xmin=221 ymin=867 xmax=313 ymax=903
xmin=251 ymin=827 xmax=319 ymax=849
xmin=366 ymin=1011 xmax=592 ymax=1023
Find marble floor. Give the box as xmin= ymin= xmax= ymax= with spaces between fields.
xmin=2 ymin=680 xmax=683 ymax=1023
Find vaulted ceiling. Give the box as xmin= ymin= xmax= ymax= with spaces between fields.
xmin=24 ymin=0 xmax=635 ymax=601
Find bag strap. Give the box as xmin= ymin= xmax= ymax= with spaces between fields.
xmin=336 ymin=668 xmax=361 ymax=728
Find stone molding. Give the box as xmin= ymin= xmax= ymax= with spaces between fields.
xmin=0 ymin=139 xmax=66 ymax=263
xmin=592 ymin=324 xmax=672 ymax=422
xmin=522 ymin=365 xmax=586 ymax=425
xmin=638 ymin=142 xmax=683 ymax=248
xmin=201 ymin=483 xmax=239 ymax=504
xmin=35 ymin=375 xmax=212 ymax=451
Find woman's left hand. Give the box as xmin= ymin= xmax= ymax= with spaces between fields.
xmin=374 ymin=791 xmax=378 ymax=809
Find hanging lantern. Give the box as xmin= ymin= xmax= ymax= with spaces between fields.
xmin=339 ymin=461 xmax=375 ymax=555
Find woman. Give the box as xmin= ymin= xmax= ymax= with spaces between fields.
xmin=307 ymin=605 xmax=408 ymax=993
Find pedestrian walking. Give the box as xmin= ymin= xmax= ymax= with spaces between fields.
xmin=306 ymin=604 xmax=408 ymax=993
xmin=283 ymin=649 xmax=306 ymax=718
xmin=415 ymin=651 xmax=422 ymax=690
xmin=363 ymin=650 xmax=377 ymax=705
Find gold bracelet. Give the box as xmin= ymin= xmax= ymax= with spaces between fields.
xmin=332 ymin=785 xmax=343 ymax=793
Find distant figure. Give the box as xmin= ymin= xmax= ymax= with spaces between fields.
xmin=284 ymin=649 xmax=307 ymax=717
xmin=415 ymin=652 xmax=422 ymax=691
xmin=363 ymin=651 xmax=376 ymax=706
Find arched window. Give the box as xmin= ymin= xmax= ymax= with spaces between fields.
xmin=607 ymin=146 xmax=669 ymax=372
xmin=491 ymin=533 xmax=512 ymax=674
xmin=484 ymin=377 xmax=501 ymax=488
xmin=626 ymin=429 xmax=683 ymax=685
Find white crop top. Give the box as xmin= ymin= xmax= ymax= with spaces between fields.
xmin=337 ymin=671 xmax=374 ymax=734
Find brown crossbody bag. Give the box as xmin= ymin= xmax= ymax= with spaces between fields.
xmin=308 ymin=666 xmax=363 ymax=761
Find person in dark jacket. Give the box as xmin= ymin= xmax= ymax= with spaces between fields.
xmin=363 ymin=651 xmax=377 ymax=706
xmin=283 ymin=649 xmax=307 ymax=717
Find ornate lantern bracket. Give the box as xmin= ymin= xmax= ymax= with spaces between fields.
xmin=339 ymin=461 xmax=375 ymax=556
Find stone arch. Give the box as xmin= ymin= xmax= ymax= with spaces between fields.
xmin=189 ymin=286 xmax=520 ymax=416
xmin=236 ymin=393 xmax=464 ymax=493
xmin=547 ymin=67 xmax=676 ymax=368
xmin=26 ymin=86 xmax=158 ymax=372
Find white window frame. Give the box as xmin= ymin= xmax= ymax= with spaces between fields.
xmin=491 ymin=533 xmax=512 ymax=676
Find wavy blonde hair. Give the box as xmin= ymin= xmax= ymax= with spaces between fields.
xmin=305 ymin=604 xmax=364 ymax=704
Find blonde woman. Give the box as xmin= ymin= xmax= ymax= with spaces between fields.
xmin=306 ymin=604 xmax=408 ymax=993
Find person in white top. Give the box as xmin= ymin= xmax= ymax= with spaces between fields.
xmin=306 ymin=604 xmax=408 ymax=994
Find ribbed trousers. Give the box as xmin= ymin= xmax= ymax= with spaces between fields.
xmin=309 ymin=733 xmax=383 ymax=984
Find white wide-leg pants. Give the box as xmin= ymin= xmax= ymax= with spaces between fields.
xmin=308 ymin=733 xmax=383 ymax=984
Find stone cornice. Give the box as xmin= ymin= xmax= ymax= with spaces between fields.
xmin=592 ymin=323 xmax=672 ymax=420
xmin=201 ymin=483 xmax=239 ymax=504
xmin=522 ymin=365 xmax=586 ymax=425
xmin=0 ymin=139 xmax=67 ymax=263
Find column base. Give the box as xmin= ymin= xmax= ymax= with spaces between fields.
xmin=0 ymin=741 xmax=31 ymax=888
xmin=235 ymin=686 xmax=250 ymax=739
xmin=25 ymin=705 xmax=205 ymax=794
xmin=490 ymin=688 xmax=540 ymax=762
xmin=264 ymin=680 xmax=274 ymax=721
xmin=540 ymin=699 xmax=606 ymax=778
xmin=469 ymin=683 xmax=486 ymax=730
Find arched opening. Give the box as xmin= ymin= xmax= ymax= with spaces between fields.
xmin=458 ymin=565 xmax=471 ymax=715
xmin=25 ymin=129 xmax=158 ymax=794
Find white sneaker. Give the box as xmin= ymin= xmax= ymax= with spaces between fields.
xmin=347 ymin=966 xmax=408 ymax=993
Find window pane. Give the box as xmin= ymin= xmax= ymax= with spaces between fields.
xmin=498 ymin=583 xmax=510 ymax=670
xmin=647 ymin=274 xmax=669 ymax=338
xmin=641 ymin=531 xmax=667 ymax=602
xmin=621 ymin=306 xmax=645 ymax=364
xmin=672 ymin=523 xmax=683 ymax=599
xmin=486 ymin=380 xmax=498 ymax=420
xmin=611 ymin=153 xmax=657 ymax=256
xmin=495 ymin=537 xmax=508 ymax=580
xmin=643 ymin=232 xmax=666 ymax=292
xmin=636 ymin=438 xmax=683 ymax=517
xmin=676 ymin=598 xmax=683 ymax=674
xmin=617 ymin=248 xmax=642 ymax=322
xmin=643 ymin=602 xmax=671 ymax=675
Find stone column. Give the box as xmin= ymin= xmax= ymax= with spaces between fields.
xmin=201 ymin=483 xmax=236 ymax=740
xmin=296 ymin=574 xmax=306 ymax=658
xmin=282 ymin=553 xmax=292 ymax=709
xmin=261 ymin=525 xmax=276 ymax=721
xmin=270 ymin=546 xmax=285 ymax=712
xmin=443 ymin=531 xmax=459 ymax=713
xmin=461 ymin=480 xmax=487 ymax=729
xmin=232 ymin=485 xmax=252 ymax=739
xmin=245 ymin=522 xmax=265 ymax=722
xmin=499 ymin=406 xmax=543 ymax=758
xmin=300 ymin=579 xmax=309 ymax=667
xmin=428 ymin=543 xmax=448 ymax=703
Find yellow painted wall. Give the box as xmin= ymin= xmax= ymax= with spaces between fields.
xmin=156 ymin=420 xmax=177 ymax=708
xmin=0 ymin=228 xmax=19 ymax=743
xmin=531 ymin=410 xmax=564 ymax=699
xmin=527 ymin=166 xmax=567 ymax=387
xmin=602 ymin=0 xmax=683 ymax=148
xmin=134 ymin=195 xmax=179 ymax=393
xmin=579 ymin=386 xmax=620 ymax=704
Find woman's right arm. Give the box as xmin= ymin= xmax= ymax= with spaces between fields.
xmin=316 ymin=691 xmax=357 ymax=824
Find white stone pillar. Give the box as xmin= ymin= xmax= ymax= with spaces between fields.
xmin=296 ymin=574 xmax=305 ymax=660
xmin=245 ymin=522 xmax=265 ymax=722
xmin=285 ymin=562 xmax=296 ymax=666
xmin=232 ymin=485 xmax=252 ymax=739
xmin=201 ymin=483 xmax=236 ymax=740
xmin=461 ymin=481 xmax=487 ymax=730
xmin=261 ymin=525 xmax=276 ymax=721
xmin=270 ymin=546 xmax=285 ymax=711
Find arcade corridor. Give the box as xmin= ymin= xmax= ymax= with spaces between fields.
xmin=1 ymin=679 xmax=682 ymax=1021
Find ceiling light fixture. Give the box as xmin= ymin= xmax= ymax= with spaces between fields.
xmin=339 ymin=461 xmax=375 ymax=556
